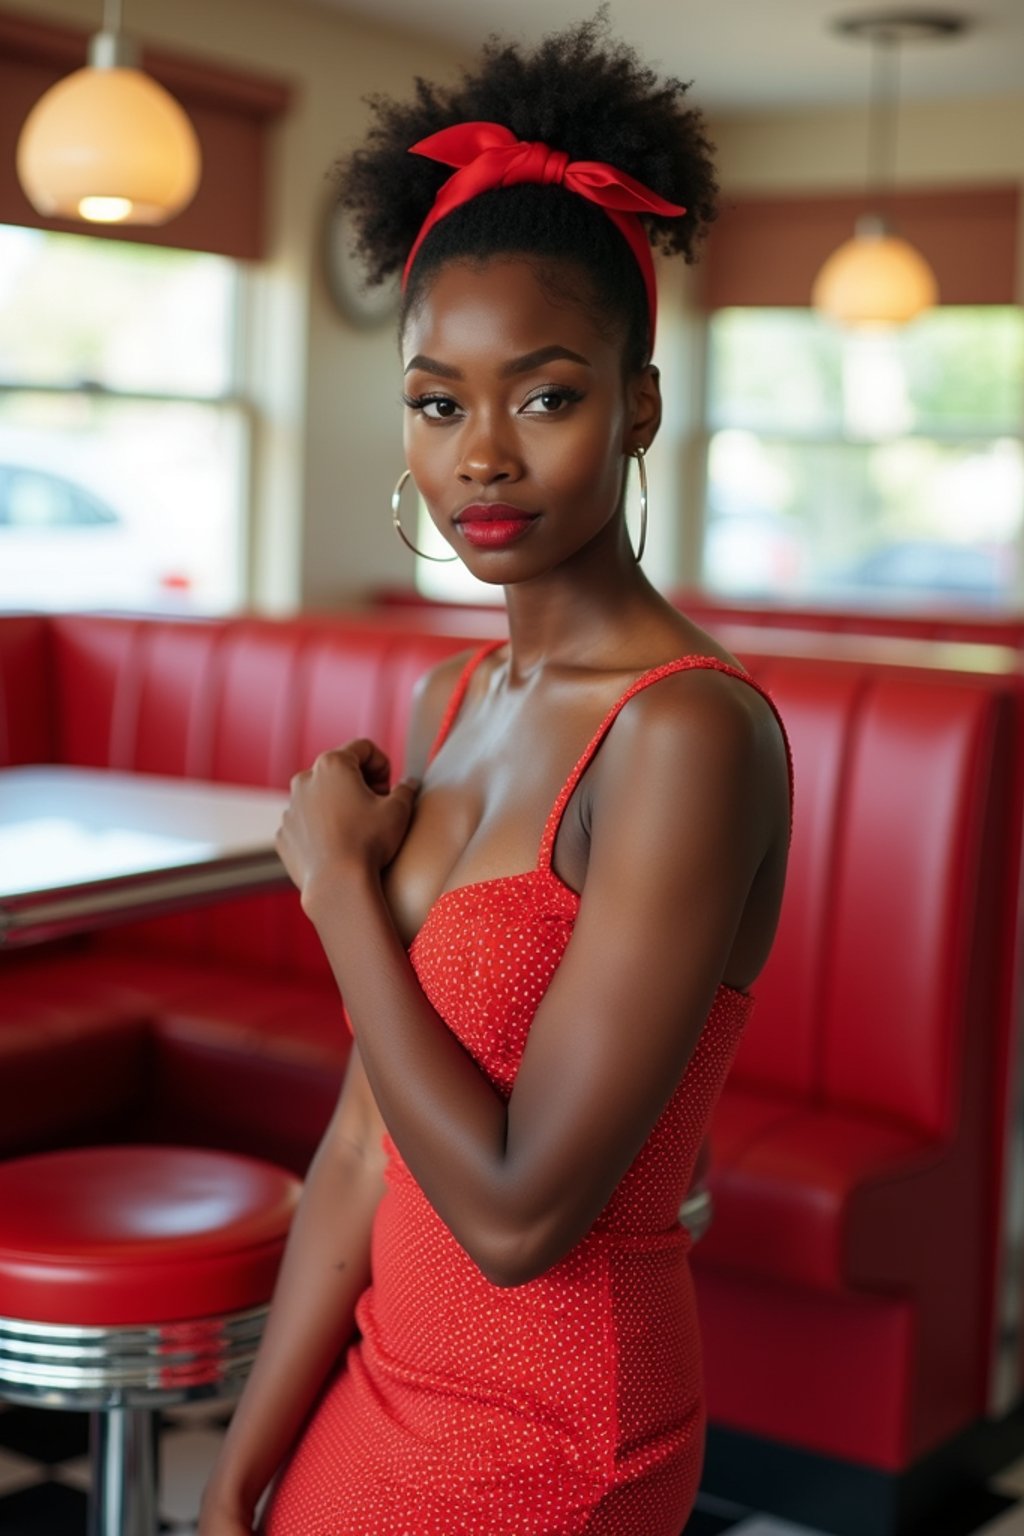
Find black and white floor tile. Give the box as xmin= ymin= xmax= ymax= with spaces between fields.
xmin=0 ymin=1399 xmax=1023 ymax=1535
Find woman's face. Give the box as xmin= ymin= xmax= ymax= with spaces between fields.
xmin=400 ymin=257 xmax=660 ymax=582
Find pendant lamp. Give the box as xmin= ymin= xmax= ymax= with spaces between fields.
xmin=812 ymin=11 xmax=965 ymax=327
xmin=16 ymin=0 xmax=201 ymax=227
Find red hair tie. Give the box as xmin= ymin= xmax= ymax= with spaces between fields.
xmin=403 ymin=121 xmax=686 ymax=352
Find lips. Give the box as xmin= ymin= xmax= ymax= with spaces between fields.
xmin=455 ymin=503 xmax=537 ymax=525
xmin=454 ymin=503 xmax=538 ymax=549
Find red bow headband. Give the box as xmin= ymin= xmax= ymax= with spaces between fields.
xmin=402 ymin=121 xmax=686 ymax=351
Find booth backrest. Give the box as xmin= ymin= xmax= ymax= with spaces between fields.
xmin=2 ymin=611 xmax=1020 ymax=1147
xmin=670 ymin=589 xmax=1024 ymax=649
xmin=44 ymin=614 xmax=470 ymax=780
xmin=367 ymin=585 xmax=1024 ymax=649
xmin=0 ymin=615 xmax=53 ymax=765
xmin=44 ymin=614 xmax=482 ymax=977
xmin=731 ymin=657 xmax=1016 ymax=1142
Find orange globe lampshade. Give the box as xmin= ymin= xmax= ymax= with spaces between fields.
xmin=812 ymin=215 xmax=938 ymax=326
xmin=17 ymin=55 xmax=201 ymax=226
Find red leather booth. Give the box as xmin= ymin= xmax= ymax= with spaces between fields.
xmin=1 ymin=607 xmax=1021 ymax=1536
xmin=369 ymin=582 xmax=1024 ymax=648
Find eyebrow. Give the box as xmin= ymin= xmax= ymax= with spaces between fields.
xmin=403 ymin=345 xmax=592 ymax=379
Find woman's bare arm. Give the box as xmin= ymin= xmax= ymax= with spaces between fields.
xmin=198 ymin=655 xmax=472 ymax=1531
xmin=301 ymin=667 xmax=788 ymax=1288
xmin=198 ymin=1044 xmax=388 ymax=1529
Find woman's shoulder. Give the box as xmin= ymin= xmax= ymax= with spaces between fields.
xmin=604 ymin=657 xmax=769 ymax=769
xmin=634 ymin=612 xmax=782 ymax=737
xmin=601 ymin=628 xmax=793 ymax=853
xmin=577 ymin=659 xmax=789 ymax=894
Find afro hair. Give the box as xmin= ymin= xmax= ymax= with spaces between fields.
xmin=332 ymin=12 xmax=719 ymax=367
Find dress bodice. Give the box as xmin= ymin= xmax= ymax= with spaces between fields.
xmin=393 ymin=640 xmax=795 ymax=1237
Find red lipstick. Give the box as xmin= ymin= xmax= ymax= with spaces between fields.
xmin=455 ymin=503 xmax=538 ymax=549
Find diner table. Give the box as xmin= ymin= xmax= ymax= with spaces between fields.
xmin=0 ymin=764 xmax=291 ymax=948
xmin=0 ymin=764 xmax=299 ymax=1536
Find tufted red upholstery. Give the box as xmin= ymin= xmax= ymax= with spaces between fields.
xmin=696 ymin=657 xmax=1020 ymax=1468
xmin=38 ymin=614 xmax=473 ymax=976
xmin=0 ymin=609 xmax=1021 ymax=1492
xmin=0 ymin=615 xmax=53 ymax=765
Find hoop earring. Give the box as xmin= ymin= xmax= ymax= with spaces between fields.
xmin=391 ymin=469 xmax=458 ymax=563
xmin=631 ymin=446 xmax=648 ymax=564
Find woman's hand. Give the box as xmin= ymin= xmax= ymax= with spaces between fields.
xmin=197 ymin=1486 xmax=255 ymax=1536
xmin=275 ymin=738 xmax=419 ymax=903
xmin=197 ymin=1510 xmax=253 ymax=1536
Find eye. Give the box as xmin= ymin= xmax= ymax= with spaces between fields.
xmin=402 ymin=392 xmax=463 ymax=421
xmin=521 ymin=386 xmax=585 ymax=415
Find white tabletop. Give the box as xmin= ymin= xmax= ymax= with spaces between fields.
xmin=0 ymin=765 xmax=291 ymax=946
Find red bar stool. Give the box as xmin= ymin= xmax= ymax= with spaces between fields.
xmin=0 ymin=1144 xmax=301 ymax=1536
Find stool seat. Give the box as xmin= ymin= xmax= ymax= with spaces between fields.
xmin=0 ymin=1144 xmax=301 ymax=1326
xmin=0 ymin=1144 xmax=302 ymax=1535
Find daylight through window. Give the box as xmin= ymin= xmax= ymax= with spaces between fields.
xmin=0 ymin=224 xmax=248 ymax=614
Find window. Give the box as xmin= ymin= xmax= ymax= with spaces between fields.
xmin=0 ymin=223 xmax=248 ymax=613
xmin=702 ymin=306 xmax=1024 ymax=607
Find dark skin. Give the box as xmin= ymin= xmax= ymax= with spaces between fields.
xmin=200 ymin=257 xmax=789 ymax=1534
xmin=274 ymin=255 xmax=790 ymax=1291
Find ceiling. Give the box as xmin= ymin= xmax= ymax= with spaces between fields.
xmin=306 ymin=0 xmax=1024 ymax=112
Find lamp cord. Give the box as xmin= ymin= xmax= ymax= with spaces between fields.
xmin=867 ymin=29 xmax=900 ymax=211
xmin=102 ymin=0 xmax=123 ymax=35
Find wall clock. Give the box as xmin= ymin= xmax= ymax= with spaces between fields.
xmin=323 ymin=200 xmax=400 ymax=326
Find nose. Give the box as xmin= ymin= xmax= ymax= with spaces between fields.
xmin=455 ymin=413 xmax=523 ymax=487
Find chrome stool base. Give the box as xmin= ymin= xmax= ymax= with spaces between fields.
xmin=89 ymin=1406 xmax=155 ymax=1536
xmin=0 ymin=1304 xmax=268 ymax=1536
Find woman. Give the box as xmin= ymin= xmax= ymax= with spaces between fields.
xmin=200 ymin=17 xmax=793 ymax=1536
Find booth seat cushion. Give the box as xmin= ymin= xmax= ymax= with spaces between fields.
xmin=702 ymin=1098 xmax=939 ymax=1292
xmin=1 ymin=938 xmax=339 ymax=1032
xmin=0 ymin=938 xmax=351 ymax=1169
xmin=706 ymin=1081 xmax=806 ymax=1165
xmin=0 ymin=1145 xmax=302 ymax=1325
xmin=146 ymin=996 xmax=351 ymax=1172
xmin=0 ymin=1009 xmax=150 ymax=1157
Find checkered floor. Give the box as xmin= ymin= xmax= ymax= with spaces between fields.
xmin=1 ymin=1399 xmax=1023 ymax=1535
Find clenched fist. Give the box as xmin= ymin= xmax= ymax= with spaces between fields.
xmin=275 ymin=738 xmax=419 ymax=904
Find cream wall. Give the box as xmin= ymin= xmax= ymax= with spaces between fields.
xmin=21 ymin=0 xmax=466 ymax=613
xmin=712 ymin=94 xmax=1024 ymax=193
xmin=710 ymin=92 xmax=1024 ymax=305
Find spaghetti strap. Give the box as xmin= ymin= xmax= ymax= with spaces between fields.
xmin=538 ymin=654 xmax=795 ymax=870
xmin=426 ymin=638 xmax=505 ymax=766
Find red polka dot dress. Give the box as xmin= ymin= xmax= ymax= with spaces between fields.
xmin=262 ymin=642 xmax=795 ymax=1536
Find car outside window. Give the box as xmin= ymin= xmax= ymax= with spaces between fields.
xmin=0 ymin=223 xmax=247 ymax=613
